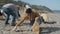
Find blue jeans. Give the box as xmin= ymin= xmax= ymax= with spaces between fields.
xmin=30 ymin=17 xmax=44 ymax=26
xmin=2 ymin=7 xmax=16 ymax=25
xmin=30 ymin=20 xmax=35 ymax=26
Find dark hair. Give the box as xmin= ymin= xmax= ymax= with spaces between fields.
xmin=26 ymin=8 xmax=32 ymax=14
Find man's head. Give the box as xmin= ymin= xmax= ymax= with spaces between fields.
xmin=26 ymin=8 xmax=32 ymax=14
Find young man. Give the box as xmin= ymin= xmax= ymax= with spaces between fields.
xmin=1 ymin=3 xmax=20 ymax=26
xmin=12 ymin=5 xmax=44 ymax=34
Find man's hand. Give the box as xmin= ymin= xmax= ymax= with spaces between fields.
xmin=11 ymin=26 xmax=17 ymax=31
xmin=11 ymin=20 xmax=20 ymax=31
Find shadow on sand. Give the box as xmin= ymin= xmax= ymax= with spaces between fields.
xmin=40 ymin=27 xmax=60 ymax=34
xmin=44 ymin=21 xmax=56 ymax=24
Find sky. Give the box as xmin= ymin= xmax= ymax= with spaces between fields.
xmin=20 ymin=0 xmax=60 ymax=10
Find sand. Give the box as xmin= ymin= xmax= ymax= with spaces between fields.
xmin=0 ymin=13 xmax=60 ymax=34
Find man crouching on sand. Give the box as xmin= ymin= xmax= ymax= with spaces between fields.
xmin=12 ymin=4 xmax=44 ymax=34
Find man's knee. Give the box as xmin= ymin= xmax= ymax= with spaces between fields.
xmin=35 ymin=17 xmax=39 ymax=21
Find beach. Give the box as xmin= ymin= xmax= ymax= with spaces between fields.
xmin=0 ymin=13 xmax=60 ymax=34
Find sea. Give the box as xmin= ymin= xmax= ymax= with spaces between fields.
xmin=53 ymin=11 xmax=60 ymax=13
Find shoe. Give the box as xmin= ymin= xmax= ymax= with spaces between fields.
xmin=5 ymin=23 xmax=9 ymax=25
xmin=11 ymin=24 xmax=15 ymax=26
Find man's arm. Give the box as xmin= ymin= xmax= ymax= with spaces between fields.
xmin=11 ymin=13 xmax=27 ymax=31
xmin=1 ymin=10 xmax=7 ymax=17
xmin=16 ymin=15 xmax=27 ymax=27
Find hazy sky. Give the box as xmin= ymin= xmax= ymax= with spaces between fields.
xmin=21 ymin=0 xmax=60 ymax=10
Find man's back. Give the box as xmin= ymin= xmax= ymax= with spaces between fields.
xmin=3 ymin=3 xmax=16 ymax=9
xmin=2 ymin=3 xmax=19 ymax=18
xmin=2 ymin=3 xmax=18 ymax=12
